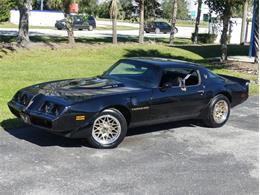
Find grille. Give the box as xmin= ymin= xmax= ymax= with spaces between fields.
xmin=30 ymin=116 xmax=52 ymax=129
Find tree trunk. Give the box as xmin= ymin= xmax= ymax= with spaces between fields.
xmin=17 ymin=0 xmax=31 ymax=46
xmin=193 ymin=0 xmax=202 ymax=44
xmin=240 ymin=0 xmax=248 ymax=44
xmin=65 ymin=14 xmax=75 ymax=45
xmin=169 ymin=0 xmax=178 ymax=45
xmin=110 ymin=0 xmax=118 ymax=44
xmin=139 ymin=0 xmax=144 ymax=44
xmin=112 ymin=17 xmax=117 ymax=44
xmin=220 ymin=15 xmax=230 ymax=61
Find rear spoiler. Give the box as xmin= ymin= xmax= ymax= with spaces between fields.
xmin=218 ymin=74 xmax=250 ymax=90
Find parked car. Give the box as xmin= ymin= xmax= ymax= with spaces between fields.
xmin=145 ymin=21 xmax=178 ymax=34
xmin=55 ymin=15 xmax=96 ymax=31
xmin=8 ymin=58 xmax=249 ymax=148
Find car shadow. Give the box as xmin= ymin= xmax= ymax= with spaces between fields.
xmin=1 ymin=118 xmax=205 ymax=148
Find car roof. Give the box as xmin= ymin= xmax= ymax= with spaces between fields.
xmin=122 ymin=57 xmax=201 ymax=69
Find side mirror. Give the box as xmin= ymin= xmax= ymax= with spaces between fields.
xmin=160 ymin=82 xmax=172 ymax=91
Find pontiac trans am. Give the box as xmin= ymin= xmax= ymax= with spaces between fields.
xmin=8 ymin=58 xmax=249 ymax=148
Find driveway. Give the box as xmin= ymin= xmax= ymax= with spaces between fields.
xmin=0 ymin=96 xmax=258 ymax=195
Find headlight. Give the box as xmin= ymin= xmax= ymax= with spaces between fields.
xmin=40 ymin=102 xmax=64 ymax=116
xmin=15 ymin=92 xmax=32 ymax=106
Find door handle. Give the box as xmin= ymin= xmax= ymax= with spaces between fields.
xmin=197 ymin=90 xmax=205 ymax=94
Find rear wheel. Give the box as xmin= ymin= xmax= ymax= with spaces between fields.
xmin=155 ymin=28 xmax=160 ymax=34
xmin=203 ymin=94 xmax=230 ymax=128
xmin=174 ymin=27 xmax=178 ymax=34
xmin=88 ymin=25 xmax=94 ymax=31
xmin=87 ymin=109 xmax=127 ymax=149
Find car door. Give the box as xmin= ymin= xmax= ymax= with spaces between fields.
xmin=73 ymin=16 xmax=83 ymax=29
xmin=149 ymin=67 xmax=211 ymax=122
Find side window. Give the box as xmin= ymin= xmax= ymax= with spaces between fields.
xmin=160 ymin=68 xmax=200 ymax=87
xmin=185 ymin=70 xmax=199 ymax=86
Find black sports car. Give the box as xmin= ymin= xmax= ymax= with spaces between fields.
xmin=8 ymin=58 xmax=249 ymax=148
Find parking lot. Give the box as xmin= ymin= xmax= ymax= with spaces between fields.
xmin=0 ymin=96 xmax=258 ymax=195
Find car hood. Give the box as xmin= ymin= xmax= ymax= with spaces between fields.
xmin=24 ymin=77 xmax=142 ymax=103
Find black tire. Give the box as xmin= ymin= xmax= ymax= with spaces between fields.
xmin=88 ymin=25 xmax=94 ymax=31
xmin=203 ymin=94 xmax=230 ymax=128
xmin=155 ymin=28 xmax=160 ymax=34
xmin=87 ymin=109 xmax=127 ymax=149
xmin=174 ymin=27 xmax=178 ymax=34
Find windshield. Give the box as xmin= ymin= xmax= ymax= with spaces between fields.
xmin=102 ymin=61 xmax=159 ymax=88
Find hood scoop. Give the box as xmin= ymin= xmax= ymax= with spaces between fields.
xmin=66 ymin=78 xmax=124 ymax=90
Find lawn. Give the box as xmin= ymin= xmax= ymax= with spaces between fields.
xmin=0 ymin=43 xmax=258 ymax=128
xmin=0 ymin=22 xmax=52 ymax=29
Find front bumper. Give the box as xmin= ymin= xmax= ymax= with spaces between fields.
xmin=8 ymin=101 xmax=92 ymax=138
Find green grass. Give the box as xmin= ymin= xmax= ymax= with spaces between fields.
xmin=176 ymin=20 xmax=208 ymax=28
xmin=0 ymin=43 xmax=258 ymax=128
xmin=0 ymin=22 xmax=54 ymax=29
xmin=0 ymin=35 xmax=192 ymax=45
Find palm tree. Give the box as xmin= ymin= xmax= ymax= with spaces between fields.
xmin=169 ymin=0 xmax=177 ymax=45
xmin=193 ymin=0 xmax=202 ymax=44
xmin=16 ymin=0 xmax=32 ymax=46
xmin=139 ymin=0 xmax=144 ymax=43
xmin=110 ymin=0 xmax=118 ymax=44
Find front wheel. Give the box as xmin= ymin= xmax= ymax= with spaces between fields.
xmin=203 ymin=94 xmax=230 ymax=128
xmin=87 ymin=109 xmax=127 ymax=149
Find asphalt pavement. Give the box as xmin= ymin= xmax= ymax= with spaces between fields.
xmin=0 ymin=96 xmax=258 ymax=195
xmin=0 ymin=26 xmax=208 ymax=39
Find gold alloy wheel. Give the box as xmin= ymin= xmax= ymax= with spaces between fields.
xmin=92 ymin=115 xmax=121 ymax=145
xmin=213 ymin=100 xmax=229 ymax=124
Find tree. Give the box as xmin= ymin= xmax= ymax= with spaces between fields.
xmin=193 ymin=0 xmax=203 ymax=44
xmin=205 ymin=0 xmax=244 ymax=61
xmin=138 ymin=0 xmax=144 ymax=43
xmin=79 ymin=0 xmax=98 ymax=16
xmin=240 ymin=0 xmax=249 ymax=44
xmin=16 ymin=0 xmax=32 ymax=46
xmin=169 ymin=0 xmax=177 ymax=45
xmin=47 ymin=0 xmax=75 ymax=45
xmin=98 ymin=1 xmax=110 ymax=18
xmin=119 ymin=0 xmax=135 ymax=20
xmin=110 ymin=0 xmax=118 ymax=44
xmin=161 ymin=0 xmax=189 ymax=20
xmin=143 ymin=0 xmax=161 ymax=20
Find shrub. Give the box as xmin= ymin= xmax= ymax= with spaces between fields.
xmin=191 ymin=33 xmax=217 ymax=44
xmin=0 ymin=0 xmax=13 ymax=22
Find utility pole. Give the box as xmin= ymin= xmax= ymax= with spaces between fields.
xmin=240 ymin=0 xmax=248 ymax=44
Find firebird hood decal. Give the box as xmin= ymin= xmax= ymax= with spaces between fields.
xmin=24 ymin=77 xmax=141 ymax=102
